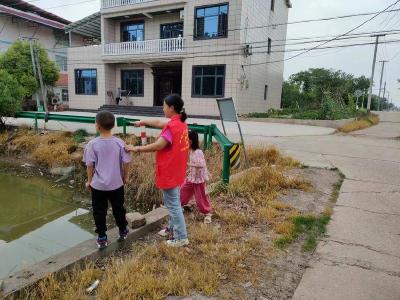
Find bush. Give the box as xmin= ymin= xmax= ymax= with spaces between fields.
xmin=0 ymin=69 xmax=25 ymax=126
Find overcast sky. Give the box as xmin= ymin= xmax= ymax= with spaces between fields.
xmin=35 ymin=0 xmax=400 ymax=106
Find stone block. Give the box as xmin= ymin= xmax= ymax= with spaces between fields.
xmin=49 ymin=166 xmax=75 ymax=176
xmin=126 ymin=212 xmax=146 ymax=229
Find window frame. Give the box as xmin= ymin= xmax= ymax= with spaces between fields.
xmin=193 ymin=3 xmax=229 ymax=40
xmin=160 ymin=22 xmax=184 ymax=39
xmin=121 ymin=69 xmax=145 ymax=97
xmin=74 ymin=69 xmax=97 ymax=95
xmin=55 ymin=55 xmax=67 ymax=72
xmin=191 ymin=65 xmax=226 ymax=98
xmin=120 ymin=21 xmax=145 ymax=43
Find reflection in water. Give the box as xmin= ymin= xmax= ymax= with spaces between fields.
xmin=0 ymin=173 xmax=93 ymax=279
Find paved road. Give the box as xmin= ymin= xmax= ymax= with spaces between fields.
xmin=272 ymin=112 xmax=400 ymax=300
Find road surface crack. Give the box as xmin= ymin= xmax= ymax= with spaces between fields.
xmin=335 ymin=204 xmax=400 ymax=217
xmin=319 ymin=257 xmax=400 ymax=278
xmin=326 ymin=239 xmax=400 ymax=259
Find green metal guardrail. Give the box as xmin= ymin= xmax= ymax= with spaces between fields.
xmin=16 ymin=112 xmax=235 ymax=183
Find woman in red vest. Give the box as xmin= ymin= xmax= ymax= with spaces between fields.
xmin=125 ymin=94 xmax=189 ymax=247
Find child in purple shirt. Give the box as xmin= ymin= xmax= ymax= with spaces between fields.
xmin=83 ymin=111 xmax=132 ymax=249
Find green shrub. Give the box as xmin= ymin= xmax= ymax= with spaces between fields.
xmin=0 ymin=69 xmax=25 ymax=126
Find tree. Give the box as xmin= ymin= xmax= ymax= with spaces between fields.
xmin=282 ymin=68 xmax=372 ymax=109
xmin=0 ymin=69 xmax=25 ymax=126
xmin=0 ymin=40 xmax=59 ymax=97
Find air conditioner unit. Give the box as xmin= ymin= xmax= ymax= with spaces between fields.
xmin=180 ymin=10 xmax=184 ymax=20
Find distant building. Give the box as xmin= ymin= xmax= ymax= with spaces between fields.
xmin=66 ymin=0 xmax=292 ymax=116
xmin=0 ymin=0 xmax=86 ymax=105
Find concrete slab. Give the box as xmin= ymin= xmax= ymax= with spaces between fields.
xmin=292 ymin=262 xmax=400 ymax=300
xmin=337 ymin=185 xmax=400 ymax=215
xmin=324 ymin=155 xmax=400 ymax=185
xmin=341 ymin=179 xmax=400 ymax=193
xmin=316 ymin=240 xmax=400 ymax=276
xmin=327 ymin=205 xmax=400 ymax=258
xmin=2 ymin=208 xmax=168 ymax=297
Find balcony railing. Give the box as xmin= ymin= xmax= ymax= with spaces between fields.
xmin=103 ymin=37 xmax=186 ymax=57
xmin=101 ymin=0 xmax=156 ymax=9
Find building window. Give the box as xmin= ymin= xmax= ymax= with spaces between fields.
xmin=121 ymin=22 xmax=144 ymax=42
xmin=271 ymin=0 xmax=275 ymax=11
xmin=121 ymin=70 xmax=144 ymax=97
xmin=264 ymin=85 xmax=268 ymax=101
xmin=160 ymin=22 xmax=183 ymax=39
xmin=62 ymin=88 xmax=69 ymax=102
xmin=56 ymin=55 xmax=67 ymax=72
xmin=268 ymin=38 xmax=272 ymax=54
xmin=75 ymin=69 xmax=97 ymax=95
xmin=192 ymin=65 xmax=225 ymax=97
xmin=194 ymin=4 xmax=228 ymax=39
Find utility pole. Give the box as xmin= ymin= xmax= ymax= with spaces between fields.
xmin=33 ymin=42 xmax=48 ymax=113
xmin=367 ymin=34 xmax=385 ymax=111
xmin=29 ymin=39 xmax=41 ymax=111
xmin=377 ymin=60 xmax=388 ymax=111
xmin=382 ymin=81 xmax=387 ymax=110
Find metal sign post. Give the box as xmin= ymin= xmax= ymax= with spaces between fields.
xmin=216 ymin=98 xmax=248 ymax=164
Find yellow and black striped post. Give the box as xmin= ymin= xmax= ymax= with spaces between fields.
xmin=229 ymin=144 xmax=241 ymax=169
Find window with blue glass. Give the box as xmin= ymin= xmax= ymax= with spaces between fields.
xmin=121 ymin=22 xmax=144 ymax=42
xmin=121 ymin=70 xmax=144 ymax=97
xmin=160 ymin=22 xmax=183 ymax=39
xmin=75 ymin=69 xmax=97 ymax=95
xmin=192 ymin=65 xmax=225 ymax=97
xmin=194 ymin=4 xmax=228 ymax=39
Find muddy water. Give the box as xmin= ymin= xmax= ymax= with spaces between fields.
xmin=0 ymin=173 xmax=93 ymax=279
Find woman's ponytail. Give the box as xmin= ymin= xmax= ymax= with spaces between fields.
xmin=164 ymin=94 xmax=188 ymax=122
xmin=180 ymin=108 xmax=187 ymax=122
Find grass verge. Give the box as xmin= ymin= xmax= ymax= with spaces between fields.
xmin=338 ymin=113 xmax=380 ymax=133
xmin=274 ymin=172 xmax=344 ymax=251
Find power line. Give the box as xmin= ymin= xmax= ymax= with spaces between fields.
xmin=246 ymin=0 xmax=400 ymax=67
xmin=9 ymin=0 xmax=400 ymax=33
xmin=65 ymin=38 xmax=400 ymax=65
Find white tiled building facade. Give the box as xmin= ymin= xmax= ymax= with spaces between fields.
xmin=67 ymin=0 xmax=291 ymax=115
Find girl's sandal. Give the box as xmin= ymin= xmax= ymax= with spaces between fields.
xmin=204 ymin=214 xmax=212 ymax=224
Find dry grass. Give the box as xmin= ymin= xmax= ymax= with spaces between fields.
xmin=23 ymin=145 xmax=310 ymax=299
xmin=339 ymin=113 xmax=380 ymax=133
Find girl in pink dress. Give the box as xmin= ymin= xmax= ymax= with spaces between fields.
xmin=180 ymin=130 xmax=212 ymax=224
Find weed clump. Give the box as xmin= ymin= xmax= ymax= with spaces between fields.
xmin=339 ymin=113 xmax=380 ymax=133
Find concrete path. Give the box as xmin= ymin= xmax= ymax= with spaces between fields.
xmin=278 ymin=112 xmax=400 ymax=300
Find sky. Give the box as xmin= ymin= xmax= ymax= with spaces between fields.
xmin=32 ymin=0 xmax=400 ymax=106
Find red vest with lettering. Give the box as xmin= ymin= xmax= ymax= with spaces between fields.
xmin=156 ymin=115 xmax=189 ymax=189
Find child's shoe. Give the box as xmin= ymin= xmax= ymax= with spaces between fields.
xmin=96 ymin=236 xmax=108 ymax=249
xmin=166 ymin=238 xmax=189 ymax=247
xmin=204 ymin=214 xmax=212 ymax=224
xmin=158 ymin=227 xmax=171 ymax=237
xmin=118 ymin=228 xmax=129 ymax=241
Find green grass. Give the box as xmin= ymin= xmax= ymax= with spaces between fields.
xmin=274 ymin=173 xmax=345 ymax=252
xmin=72 ymin=129 xmax=89 ymax=143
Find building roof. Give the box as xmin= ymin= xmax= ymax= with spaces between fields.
xmin=0 ymin=4 xmax=68 ymax=30
xmin=0 ymin=0 xmax=70 ymax=25
xmin=56 ymin=73 xmax=68 ymax=87
xmin=64 ymin=12 xmax=101 ymax=39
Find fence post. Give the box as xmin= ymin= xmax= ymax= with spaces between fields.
xmin=34 ymin=114 xmax=38 ymax=133
xmin=222 ymin=144 xmax=230 ymax=183
xmin=203 ymin=130 xmax=208 ymax=151
xmin=208 ymin=124 xmax=214 ymax=149
xmin=123 ymin=118 xmax=127 ymax=136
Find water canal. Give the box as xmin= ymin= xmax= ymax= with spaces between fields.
xmin=0 ymin=173 xmax=93 ymax=279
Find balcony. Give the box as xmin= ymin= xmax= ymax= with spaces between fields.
xmin=103 ymin=37 xmax=186 ymax=59
xmin=101 ymin=0 xmax=155 ymax=9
